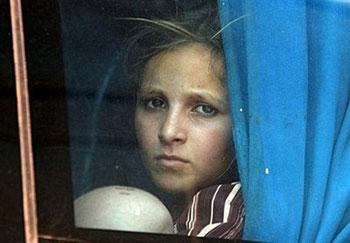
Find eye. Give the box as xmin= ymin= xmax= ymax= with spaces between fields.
xmin=145 ymin=97 xmax=166 ymax=110
xmin=193 ymin=104 xmax=218 ymax=116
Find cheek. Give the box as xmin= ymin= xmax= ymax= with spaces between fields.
xmin=135 ymin=111 xmax=157 ymax=153
xmin=194 ymin=122 xmax=233 ymax=171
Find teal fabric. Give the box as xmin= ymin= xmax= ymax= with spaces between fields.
xmin=219 ymin=0 xmax=350 ymax=242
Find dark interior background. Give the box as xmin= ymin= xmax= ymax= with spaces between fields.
xmin=0 ymin=0 xmax=24 ymax=241
xmin=59 ymin=0 xmax=218 ymax=200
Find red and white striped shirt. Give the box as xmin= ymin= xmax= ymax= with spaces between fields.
xmin=175 ymin=182 xmax=244 ymax=239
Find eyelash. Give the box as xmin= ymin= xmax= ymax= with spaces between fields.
xmin=140 ymin=97 xmax=218 ymax=117
xmin=142 ymin=97 xmax=166 ymax=110
xmin=192 ymin=104 xmax=218 ymax=117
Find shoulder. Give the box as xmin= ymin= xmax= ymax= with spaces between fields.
xmin=175 ymin=182 xmax=244 ymax=239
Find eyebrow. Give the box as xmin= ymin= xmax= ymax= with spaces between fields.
xmin=137 ymin=87 xmax=164 ymax=95
xmin=138 ymin=86 xmax=228 ymax=107
xmin=188 ymin=90 xmax=228 ymax=107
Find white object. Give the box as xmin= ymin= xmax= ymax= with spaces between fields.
xmin=74 ymin=186 xmax=174 ymax=234
xmin=265 ymin=168 xmax=270 ymax=175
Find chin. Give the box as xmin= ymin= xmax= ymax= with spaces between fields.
xmin=155 ymin=179 xmax=188 ymax=195
xmin=158 ymin=182 xmax=200 ymax=200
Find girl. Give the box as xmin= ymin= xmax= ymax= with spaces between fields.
xmin=125 ymin=4 xmax=244 ymax=239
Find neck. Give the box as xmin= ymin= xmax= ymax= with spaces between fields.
xmin=169 ymin=191 xmax=196 ymax=220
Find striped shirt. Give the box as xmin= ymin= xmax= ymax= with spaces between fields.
xmin=175 ymin=182 xmax=244 ymax=239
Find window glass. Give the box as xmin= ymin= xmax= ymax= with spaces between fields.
xmin=61 ymin=0 xmax=242 ymax=239
xmin=14 ymin=0 xmax=243 ymax=241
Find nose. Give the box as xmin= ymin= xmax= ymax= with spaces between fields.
xmin=158 ymin=109 xmax=187 ymax=145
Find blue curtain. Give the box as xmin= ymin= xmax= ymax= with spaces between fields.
xmin=219 ymin=0 xmax=350 ymax=242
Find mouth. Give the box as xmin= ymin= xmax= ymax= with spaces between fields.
xmin=155 ymin=154 xmax=189 ymax=170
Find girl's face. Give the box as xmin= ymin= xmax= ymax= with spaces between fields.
xmin=135 ymin=43 xmax=234 ymax=198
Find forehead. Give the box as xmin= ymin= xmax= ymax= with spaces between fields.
xmin=140 ymin=43 xmax=225 ymax=89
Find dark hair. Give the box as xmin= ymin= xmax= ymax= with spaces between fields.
xmin=120 ymin=4 xmax=224 ymax=90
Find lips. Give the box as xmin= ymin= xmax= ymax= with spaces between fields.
xmin=155 ymin=154 xmax=189 ymax=170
